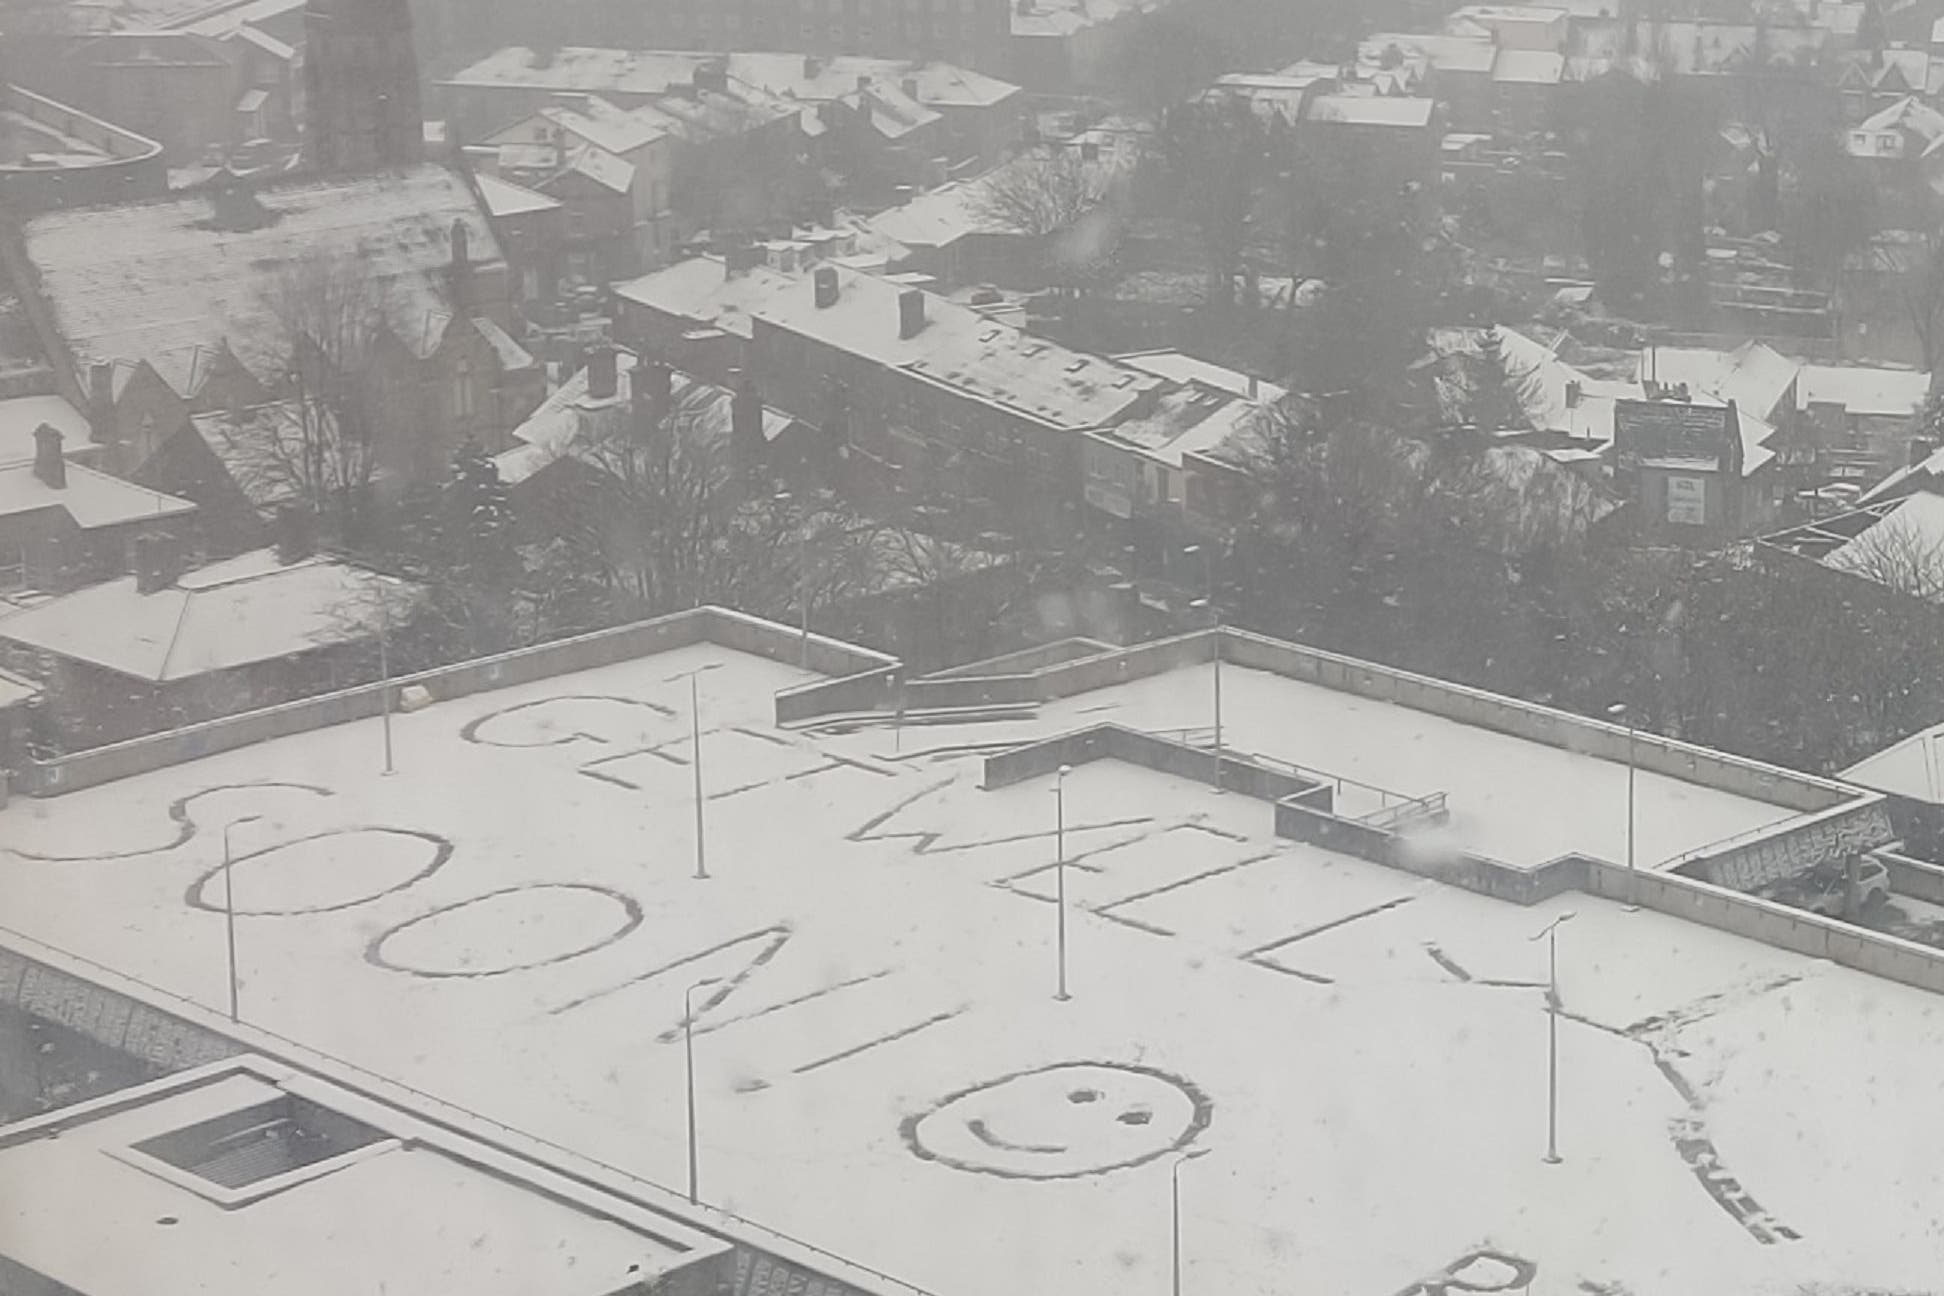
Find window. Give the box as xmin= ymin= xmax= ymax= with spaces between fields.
xmin=452 ymin=358 xmax=477 ymax=421
xmin=116 ymin=1090 xmax=398 ymax=1207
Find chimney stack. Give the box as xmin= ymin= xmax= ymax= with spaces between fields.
xmin=1565 ymin=379 xmax=1582 ymax=409
xmin=804 ymin=54 xmax=821 ymax=78
xmin=32 ymin=423 xmax=65 ymax=489
xmin=133 ymin=532 xmax=189 ymax=593
xmin=898 ymin=287 xmax=926 ymax=340
xmin=632 ymin=354 xmax=673 ymax=435
xmin=902 ymin=76 xmax=919 ymax=100
xmin=856 ymin=74 xmax=872 ymax=92
xmin=695 ymin=59 xmax=729 ymax=93
xmin=1912 ymin=436 xmax=1936 ymax=467
xmin=587 ymin=346 xmax=618 ymax=400
xmin=87 ymin=361 xmax=114 ymax=445
xmin=449 ymin=219 xmax=473 ymax=310
xmin=813 ymin=265 xmax=840 ymax=309
xmin=274 ymin=504 xmax=317 ymax=565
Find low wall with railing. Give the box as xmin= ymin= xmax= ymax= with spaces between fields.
xmin=981 ymin=723 xmax=1325 ymax=806
xmin=20 ymin=608 xmax=894 ymax=799
xmin=1878 ymin=849 xmax=1944 ymax=906
xmin=925 ymin=638 xmax=1116 ymax=679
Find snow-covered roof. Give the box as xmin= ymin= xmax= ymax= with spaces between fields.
xmin=0 ymin=459 xmax=195 ymax=528
xmin=475 ymin=171 xmax=561 ymax=219
xmin=749 ymin=266 xmax=1164 ymax=431
xmin=1856 ymin=94 xmax=1944 ymax=142
xmin=444 ymin=48 xmax=1019 ymax=110
xmin=1115 ymin=350 xmax=1285 ymax=402
xmin=862 ymin=180 xmax=1009 ymax=248
xmin=1818 ymin=491 xmax=1944 ymax=599
xmin=1636 ymin=341 xmax=1798 ymax=421
xmin=497 ymin=351 xmax=801 ymax=485
xmin=170 ymin=0 xmax=305 ymax=36
xmin=0 ymin=394 xmax=90 ymax=467
xmin=1305 ymin=95 xmax=1436 ymax=129
xmin=1845 ymin=713 xmax=1944 ymax=801
xmin=0 ymin=1058 xmax=723 ymax=1296
xmin=1360 ymin=32 xmax=1497 ymax=75
xmin=17 ymin=163 xmax=504 ymax=397
xmin=844 ymin=81 xmax=941 ymax=140
xmin=0 ymin=549 xmax=416 ymax=682
xmin=613 ymin=256 xmax=797 ymax=341
xmin=1798 ymin=364 xmax=1930 ymax=417
xmin=1094 ymin=382 xmax=1273 ymax=469
xmin=1493 ymin=49 xmax=1566 ymax=84
xmin=0 ymin=665 xmax=39 ymax=709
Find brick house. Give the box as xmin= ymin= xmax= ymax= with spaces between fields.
xmin=0 ymin=545 xmax=418 ymax=750
xmin=0 ymin=425 xmax=196 ymax=598
xmin=1 ymin=163 xmax=544 ymax=496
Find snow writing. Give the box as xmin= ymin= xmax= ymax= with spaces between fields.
xmin=181 ymin=826 xmax=453 ymax=916
xmin=365 ymin=883 xmax=643 ymax=978
xmin=901 ymin=1063 xmax=1212 ymax=1180
xmin=1389 ymin=1250 xmax=1538 ymax=1296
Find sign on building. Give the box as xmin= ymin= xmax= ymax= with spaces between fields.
xmin=1666 ymin=474 xmax=1707 ymax=525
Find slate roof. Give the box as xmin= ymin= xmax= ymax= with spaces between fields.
xmin=16 ymin=163 xmax=504 ymax=398
xmin=0 ymin=549 xmax=416 ymax=682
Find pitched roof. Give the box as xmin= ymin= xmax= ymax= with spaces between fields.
xmin=0 ymin=395 xmax=90 ymax=467
xmin=1798 ymin=363 xmax=1929 ymax=416
xmin=0 ymin=549 xmax=416 ymax=682
xmin=1305 ymin=95 xmax=1437 ymax=128
xmin=1635 ymin=341 xmax=1799 ymax=421
xmin=749 ymin=266 xmax=1165 ymax=431
xmin=474 ymin=171 xmax=561 ymax=219
xmin=16 ymin=163 xmax=504 ymax=397
xmin=612 ymin=256 xmax=797 ymax=341
xmin=1493 ymin=49 xmax=1566 ymax=84
xmin=495 ymin=351 xmax=803 ymax=484
xmin=444 ymin=48 xmax=1019 ymax=111
xmin=0 ymin=460 xmax=195 ymax=528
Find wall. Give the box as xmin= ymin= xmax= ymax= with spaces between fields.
xmin=925 ymin=637 xmax=1115 ymax=678
xmin=0 ymin=83 xmax=167 ymax=212
xmin=20 ymin=607 xmax=891 ymax=797
xmin=1877 ymin=849 xmax=1944 ymax=906
xmin=0 ymin=943 xmax=239 ymax=1074
xmin=980 ymin=723 xmax=1321 ymax=803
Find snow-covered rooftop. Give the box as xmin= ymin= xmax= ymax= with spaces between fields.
xmin=1636 ymin=341 xmax=1799 ymax=422
xmin=0 ymin=550 xmax=416 ymax=682
xmin=1492 ymin=48 xmax=1566 ymax=84
xmin=17 ymin=163 xmax=504 ymax=397
xmin=0 ymin=1057 xmax=725 ymax=1296
xmin=1797 ymin=363 xmax=1930 ymax=417
xmin=613 ymin=256 xmax=798 ymax=341
xmin=474 ymin=171 xmax=563 ymax=219
xmin=749 ymin=266 xmax=1164 ymax=431
xmin=0 ymin=459 xmax=195 ymax=528
xmin=444 ymin=48 xmax=1018 ymax=110
xmin=6 ymin=625 xmax=1926 ymax=1296
xmin=1305 ymin=94 xmax=1437 ymax=129
xmin=0 ymin=394 xmax=89 ymax=467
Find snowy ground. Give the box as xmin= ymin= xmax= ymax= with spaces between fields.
xmin=3 ymin=645 xmax=1942 ymax=1296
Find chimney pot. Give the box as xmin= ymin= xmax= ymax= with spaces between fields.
xmin=813 ymin=265 xmax=840 ymax=309
xmin=32 ymin=424 xmax=66 ymax=489
xmin=1565 ymin=379 xmax=1582 ymax=409
xmin=898 ymin=287 xmax=926 ymax=340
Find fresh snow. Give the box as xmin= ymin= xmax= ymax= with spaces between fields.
xmin=0 ymin=643 xmax=1936 ymax=1295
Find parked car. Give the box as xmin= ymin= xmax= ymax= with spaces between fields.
xmin=1768 ymin=854 xmax=1891 ymax=920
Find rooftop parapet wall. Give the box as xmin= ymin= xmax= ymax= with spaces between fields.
xmin=16 ymin=607 xmax=895 ymax=798
xmin=0 ymin=83 xmax=167 ymax=211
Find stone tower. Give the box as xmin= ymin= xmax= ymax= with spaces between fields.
xmin=303 ymin=0 xmax=424 ymax=173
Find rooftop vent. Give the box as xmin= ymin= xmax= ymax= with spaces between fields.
xmin=128 ymin=1092 xmax=393 ymax=1202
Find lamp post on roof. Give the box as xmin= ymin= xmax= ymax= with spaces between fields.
xmin=1055 ymin=763 xmax=1072 ymax=1002
xmin=775 ymin=490 xmax=812 ymax=668
xmin=1529 ymin=911 xmax=1576 ymax=1165
xmin=376 ymin=575 xmax=395 ymax=776
xmin=1171 ymin=1146 xmax=1211 ymax=1296
xmin=1606 ymin=702 xmax=1637 ymax=910
xmin=1183 ymin=542 xmax=1222 ymax=793
xmin=683 ymin=976 xmax=719 ymax=1204
xmin=222 ymin=814 xmax=262 ymax=1023
xmin=688 ymin=670 xmax=709 ymax=880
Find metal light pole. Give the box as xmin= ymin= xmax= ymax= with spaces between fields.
xmin=1529 ymin=911 xmax=1576 ymax=1165
xmin=1607 ymin=703 xmax=1637 ymax=909
xmin=377 ymin=578 xmax=394 ymax=776
xmin=1055 ymin=764 xmax=1071 ymax=1002
xmin=1172 ymin=1146 xmax=1210 ymax=1296
xmin=691 ymin=673 xmax=708 ymax=880
xmin=222 ymin=814 xmax=262 ymax=1022
xmin=684 ymin=976 xmax=719 ymax=1204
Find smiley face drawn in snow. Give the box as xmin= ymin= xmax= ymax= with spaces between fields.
xmin=901 ymin=1063 xmax=1211 ymax=1180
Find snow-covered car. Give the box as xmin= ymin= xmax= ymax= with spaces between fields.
xmin=1771 ymin=854 xmax=1891 ymax=920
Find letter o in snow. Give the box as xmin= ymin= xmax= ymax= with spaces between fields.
xmin=366 ymin=883 xmax=643 ymax=979
xmin=184 ymin=827 xmax=453 ymax=916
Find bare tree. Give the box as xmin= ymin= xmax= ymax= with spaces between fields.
xmin=565 ymin=386 xmax=796 ymax=615
xmin=969 ymin=147 xmax=1127 ymax=321
xmin=257 ymin=250 xmax=390 ymax=534
xmin=1827 ymin=507 xmax=1944 ymax=603
xmin=1906 ymin=224 xmax=1944 ymax=372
